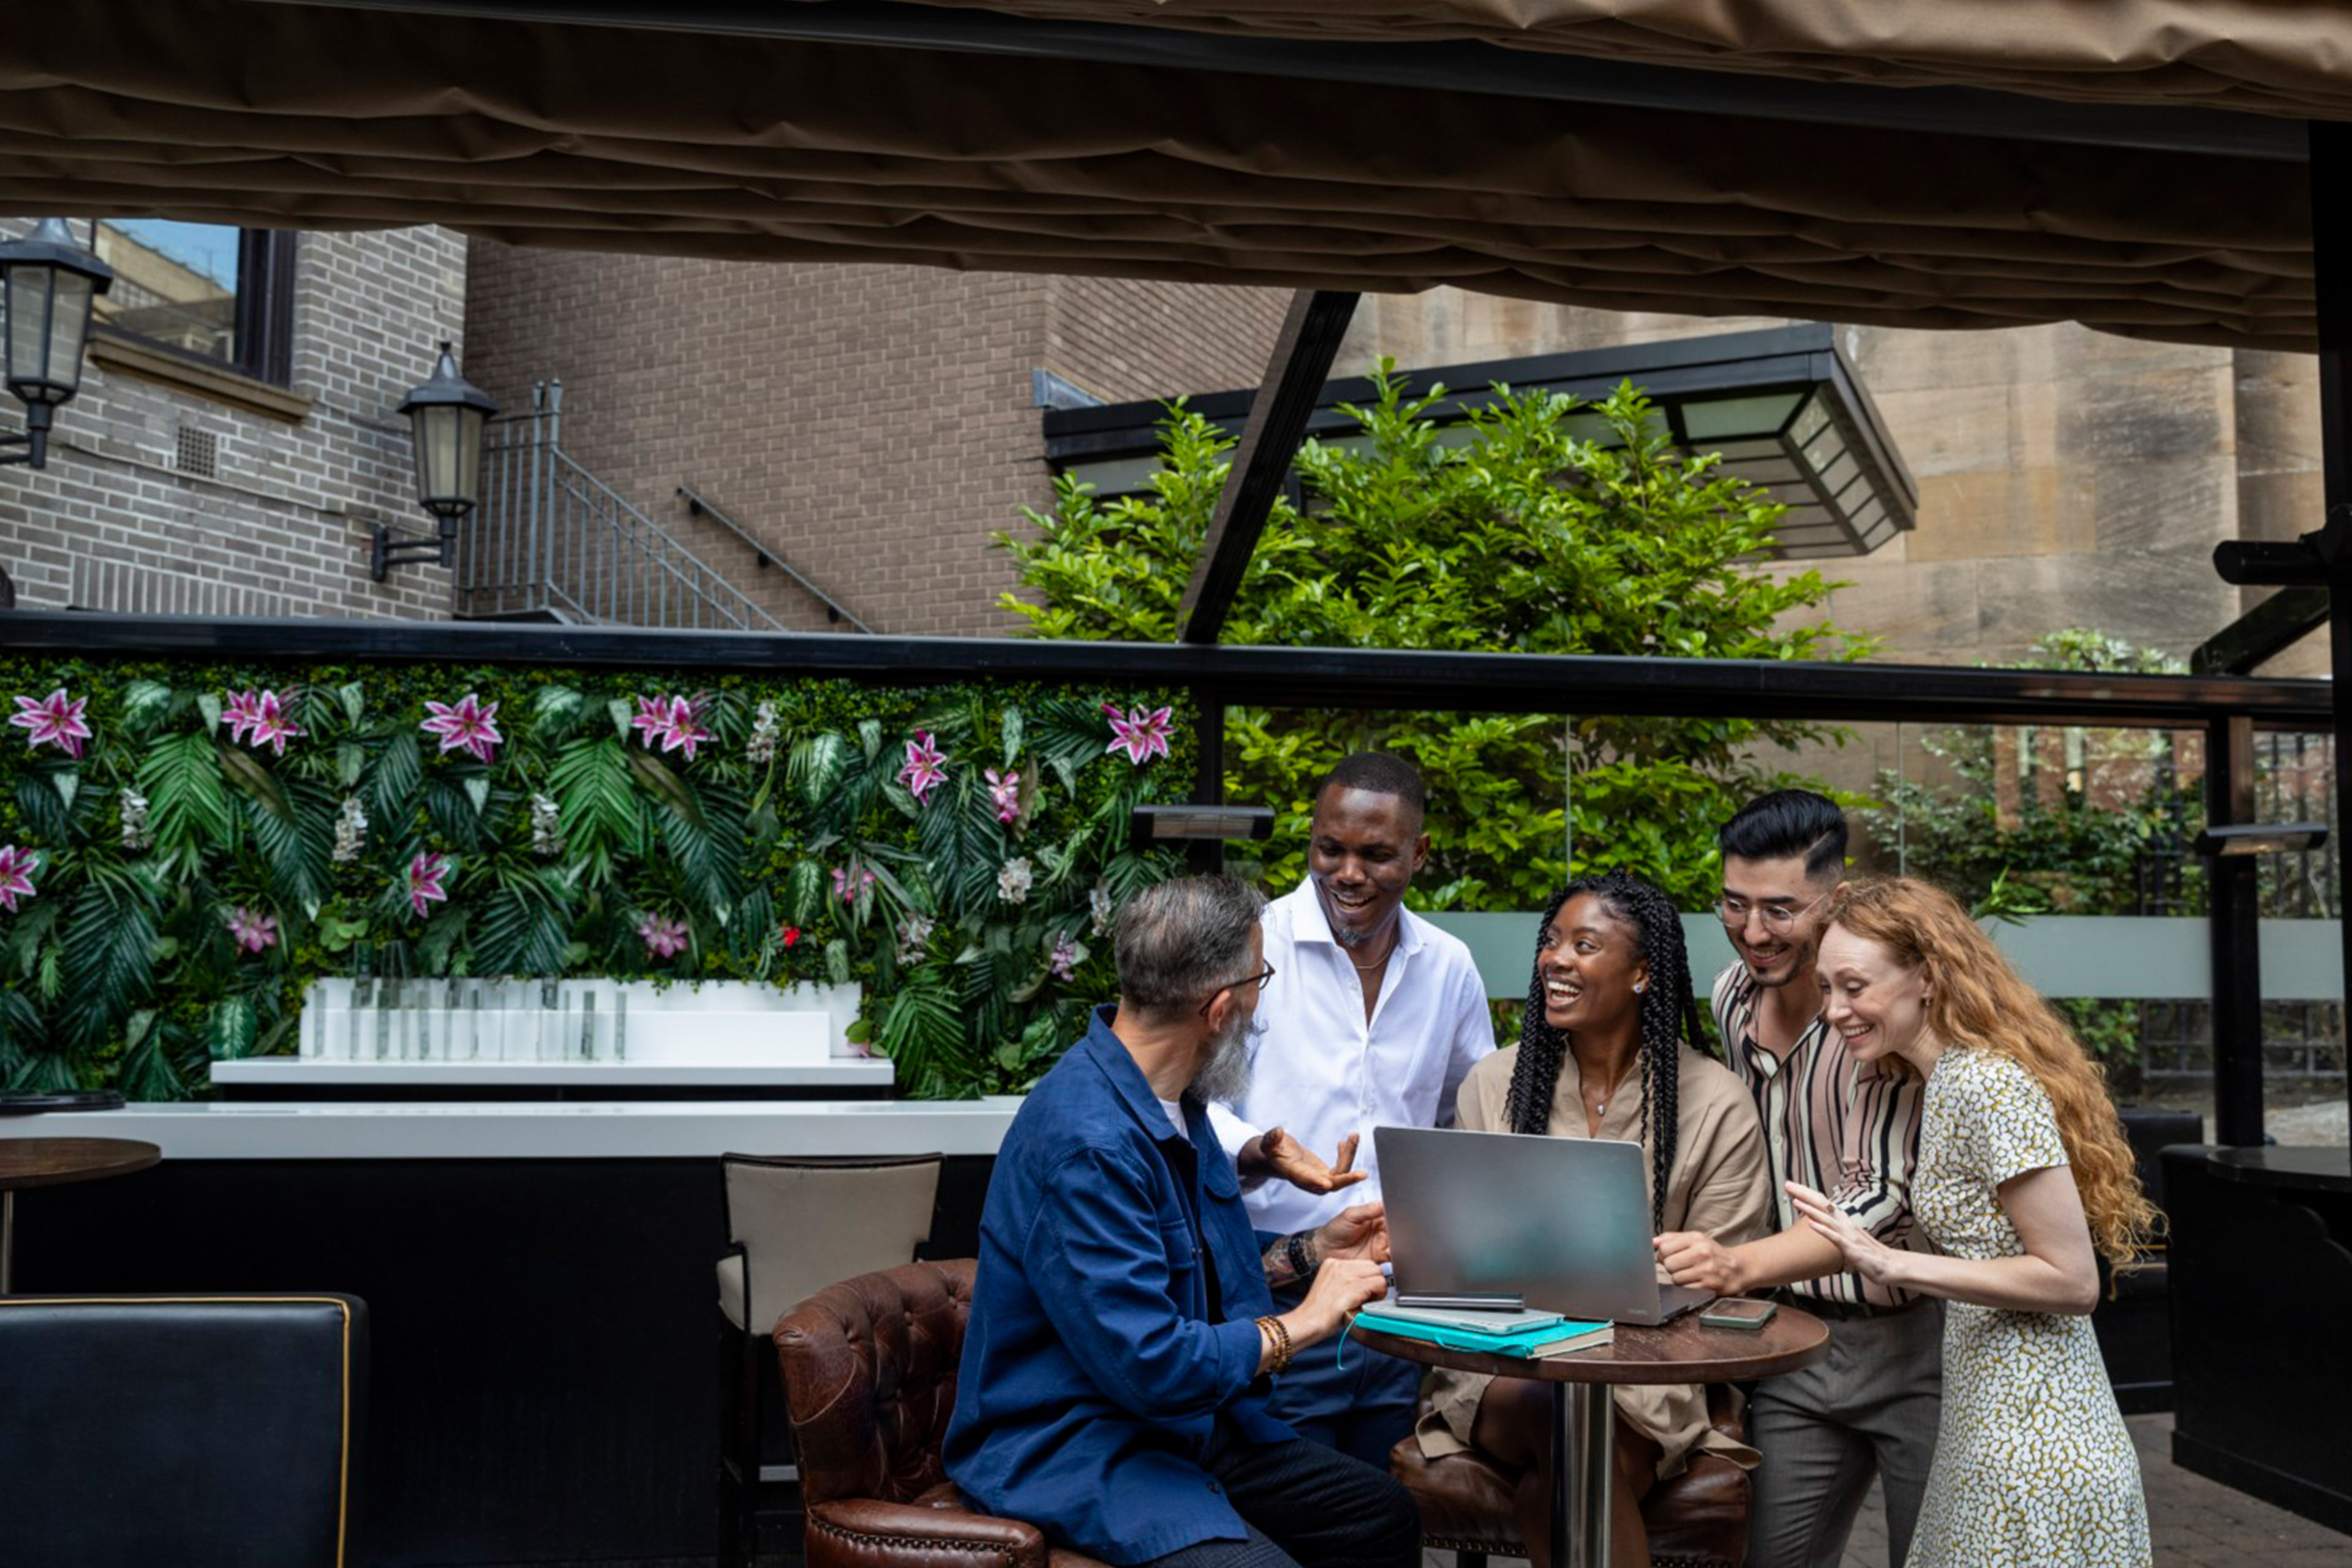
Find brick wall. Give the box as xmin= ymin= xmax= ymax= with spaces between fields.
xmin=0 ymin=222 xmax=469 ymax=620
xmin=463 ymin=246 xmax=1289 ymax=636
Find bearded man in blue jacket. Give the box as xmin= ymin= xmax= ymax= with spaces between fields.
xmin=944 ymin=875 xmax=1420 ymax=1568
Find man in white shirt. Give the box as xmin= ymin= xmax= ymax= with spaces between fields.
xmin=1208 ymin=752 xmax=1496 ymax=1464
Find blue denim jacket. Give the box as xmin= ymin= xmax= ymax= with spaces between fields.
xmin=943 ymin=1006 xmax=1292 ymax=1564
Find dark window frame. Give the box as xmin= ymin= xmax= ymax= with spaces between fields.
xmin=91 ymin=224 xmax=297 ymax=388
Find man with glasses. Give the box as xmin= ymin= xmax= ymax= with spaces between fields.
xmin=1207 ymin=751 xmax=1496 ymax=1465
xmin=1654 ymin=790 xmax=1939 ymax=1568
xmin=946 ymin=875 xmax=1420 ymax=1568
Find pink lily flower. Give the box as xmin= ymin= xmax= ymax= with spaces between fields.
xmin=637 ymin=913 xmax=690 ymax=959
xmin=419 ymin=692 xmax=504 ymax=764
xmin=1104 ymin=703 xmax=1174 ymax=766
xmin=659 ymin=695 xmax=711 ymax=762
xmin=222 ymin=689 xmax=264 ymax=747
xmin=0 ymin=844 xmax=39 ymax=913
xmin=831 ymin=865 xmax=876 ymax=906
xmin=900 ymin=730 xmax=948 ymax=803
xmin=225 ymin=905 xmax=280 ymax=954
xmin=224 ymin=688 xmax=304 ymax=753
xmin=986 ymin=767 xmax=1022 ymax=825
xmin=407 ymin=851 xmax=451 ymax=919
xmin=10 ymin=688 xmax=92 ymax=759
xmin=629 ymin=695 xmax=676 ymax=750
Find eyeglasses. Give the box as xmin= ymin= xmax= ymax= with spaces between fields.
xmin=1198 ymin=962 xmax=1276 ymax=1015
xmin=1715 ymin=891 xmax=1829 ymax=935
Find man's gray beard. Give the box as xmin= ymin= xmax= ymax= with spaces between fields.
xmin=1190 ymin=1009 xmax=1259 ymax=1104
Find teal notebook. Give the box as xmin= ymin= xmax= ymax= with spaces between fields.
xmin=1355 ymin=1304 xmax=1614 ymax=1359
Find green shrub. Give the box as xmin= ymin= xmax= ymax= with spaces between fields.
xmin=1001 ymin=370 xmax=1872 ymax=908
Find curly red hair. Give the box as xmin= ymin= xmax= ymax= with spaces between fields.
xmin=1828 ymin=877 xmax=2157 ymax=1268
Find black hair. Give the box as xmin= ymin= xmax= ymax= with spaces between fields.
xmin=1312 ymin=752 xmax=1426 ymax=823
xmin=1502 ymin=869 xmax=1703 ymax=1232
xmin=1717 ymin=789 xmax=1847 ymax=883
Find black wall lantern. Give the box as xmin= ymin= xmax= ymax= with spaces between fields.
xmin=374 ymin=340 xmax=498 ymax=581
xmin=0 ymin=218 xmax=114 ymax=470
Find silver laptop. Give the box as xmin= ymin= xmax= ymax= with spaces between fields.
xmin=1374 ymin=1125 xmax=1714 ymax=1326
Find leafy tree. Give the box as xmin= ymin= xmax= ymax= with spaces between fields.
xmin=1864 ymin=628 xmax=2206 ymax=1093
xmin=1001 ymin=371 xmax=1873 ymax=908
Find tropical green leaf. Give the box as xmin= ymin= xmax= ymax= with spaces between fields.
xmin=471 ymin=867 xmax=571 ymax=978
xmin=337 ymin=681 xmax=367 ymax=726
xmin=246 ymin=778 xmax=336 ymax=911
xmin=139 ymin=732 xmax=233 ymax=865
xmin=13 ymin=775 xmax=72 ymax=842
xmin=216 ymin=741 xmax=292 ymax=824
xmin=120 ymin=679 xmax=175 ymax=735
xmin=369 ymin=729 xmax=424 ymax=824
xmin=786 ymin=859 xmax=823 ymax=924
xmin=625 ymin=748 xmax=706 ymax=832
xmin=1000 ymin=706 xmax=1024 ymax=769
xmin=205 ymin=996 xmax=258 ymax=1059
xmin=426 ymin=779 xmax=483 ymax=850
xmin=549 ymin=737 xmax=643 ymax=869
xmin=337 ymin=742 xmax=367 ymax=788
xmin=791 ymin=731 xmax=850 ymax=810
xmin=61 ymin=868 xmax=158 ymax=1046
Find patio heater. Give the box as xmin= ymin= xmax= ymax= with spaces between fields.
xmin=0 ymin=218 xmax=114 ymax=471
xmin=374 ymin=340 xmax=498 ymax=580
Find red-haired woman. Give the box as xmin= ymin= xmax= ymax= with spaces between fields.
xmin=1789 ymin=877 xmax=2155 ymax=1567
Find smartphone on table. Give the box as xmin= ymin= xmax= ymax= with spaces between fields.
xmin=1697 ymin=1298 xmax=1778 ymax=1331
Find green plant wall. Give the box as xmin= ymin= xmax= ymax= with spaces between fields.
xmin=0 ymin=655 xmax=1192 ymax=1100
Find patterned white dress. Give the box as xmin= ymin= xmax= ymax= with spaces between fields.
xmin=1906 ymin=1047 xmax=2150 ymax=1567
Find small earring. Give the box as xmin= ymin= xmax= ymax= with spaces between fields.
xmin=1634 ymin=981 xmax=1646 ymax=993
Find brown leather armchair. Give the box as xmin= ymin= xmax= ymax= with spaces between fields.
xmin=774 ymin=1258 xmax=1112 ymax=1568
xmin=1388 ymin=1383 xmax=1752 ymax=1568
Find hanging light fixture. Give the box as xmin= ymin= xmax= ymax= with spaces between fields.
xmin=374 ymin=340 xmax=499 ymax=580
xmin=0 ymin=219 xmax=115 ymax=470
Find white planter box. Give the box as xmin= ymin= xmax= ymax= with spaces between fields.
xmin=293 ymin=978 xmax=860 ymax=1066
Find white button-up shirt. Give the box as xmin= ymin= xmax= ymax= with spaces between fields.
xmin=1208 ymin=880 xmax=1496 ymax=1235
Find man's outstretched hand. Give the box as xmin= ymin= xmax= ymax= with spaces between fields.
xmin=1254 ymin=1126 xmax=1366 ymax=1194
xmin=1315 ymin=1202 xmax=1389 ymax=1265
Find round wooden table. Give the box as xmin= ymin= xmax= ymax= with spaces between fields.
xmin=0 ymin=1137 xmax=161 ymax=1294
xmin=1353 ymin=1304 xmax=1828 ymax=1568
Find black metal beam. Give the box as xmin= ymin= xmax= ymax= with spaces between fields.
xmin=0 ymin=611 xmax=2332 ymax=731
xmin=1176 ymin=290 xmax=1358 ymax=646
xmin=249 ymin=0 xmax=2308 ymax=163
xmin=2192 ymin=587 xmax=2330 ymax=675
xmin=2312 ymin=118 xmax=2352 ymax=1145
xmin=2204 ymin=714 xmax=2266 ymax=1147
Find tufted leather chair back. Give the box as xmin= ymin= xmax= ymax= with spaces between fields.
xmin=775 ymin=1257 xmax=975 ymax=1509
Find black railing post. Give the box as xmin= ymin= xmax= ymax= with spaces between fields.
xmin=2206 ymin=714 xmax=2264 ymax=1146
xmin=1189 ymin=694 xmax=1226 ymax=876
xmin=2313 ymin=121 xmax=2352 ymax=1137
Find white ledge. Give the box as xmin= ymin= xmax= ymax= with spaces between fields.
xmin=0 ymin=1098 xmax=1023 ymax=1159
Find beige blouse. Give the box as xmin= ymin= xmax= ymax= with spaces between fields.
xmin=1415 ymin=1039 xmax=1773 ymax=1480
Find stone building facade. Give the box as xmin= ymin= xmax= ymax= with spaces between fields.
xmin=0 ymin=221 xmax=468 ymax=620
xmin=1335 ymin=293 xmax=2326 ymax=677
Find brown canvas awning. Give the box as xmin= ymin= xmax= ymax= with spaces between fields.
xmin=0 ymin=1 xmax=2333 ymax=350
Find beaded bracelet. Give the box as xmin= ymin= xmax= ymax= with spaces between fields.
xmin=1254 ymin=1313 xmax=1294 ymax=1373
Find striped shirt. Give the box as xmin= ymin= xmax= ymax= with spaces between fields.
xmin=1711 ymin=960 xmax=1924 ymax=1310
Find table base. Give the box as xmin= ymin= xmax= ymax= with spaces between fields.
xmin=1553 ymin=1382 xmax=1613 ymax=1568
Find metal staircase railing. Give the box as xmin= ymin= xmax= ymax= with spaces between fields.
xmin=454 ymin=382 xmax=785 ymax=631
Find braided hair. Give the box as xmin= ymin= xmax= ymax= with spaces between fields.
xmin=1501 ymin=869 xmax=1705 ymax=1231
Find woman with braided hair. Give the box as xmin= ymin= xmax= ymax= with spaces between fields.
xmin=1413 ymin=870 xmax=1772 ymax=1568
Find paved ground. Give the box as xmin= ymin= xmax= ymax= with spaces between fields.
xmin=1421 ymin=1413 xmax=2352 ymax=1567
